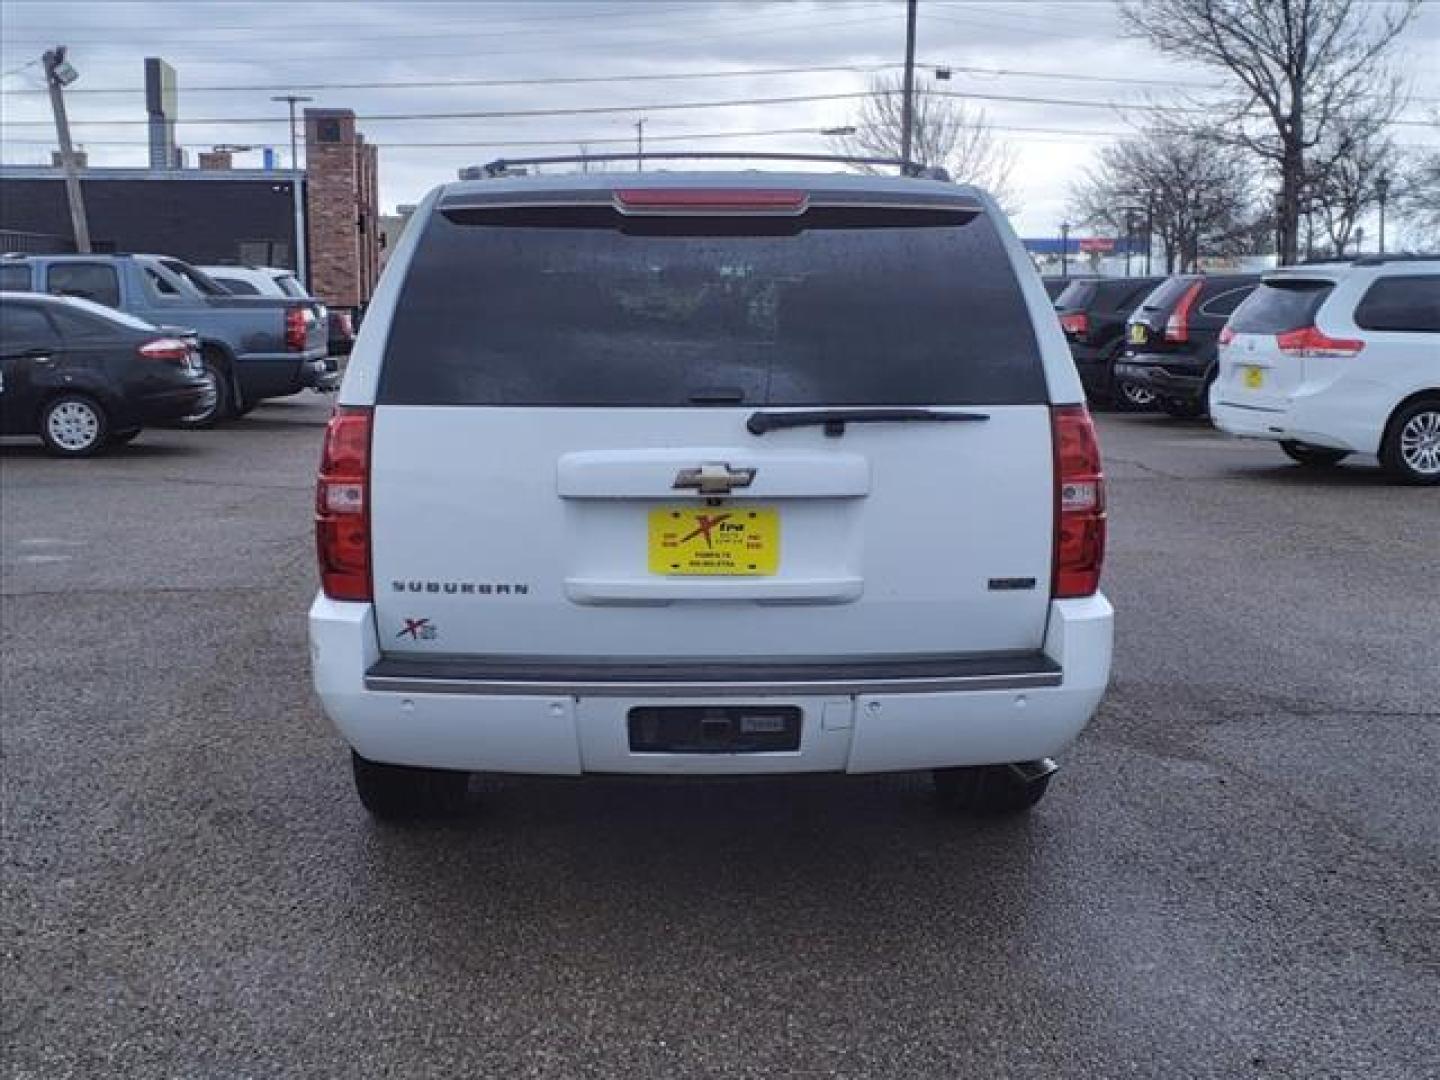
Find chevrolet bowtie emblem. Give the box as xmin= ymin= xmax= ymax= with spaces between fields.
xmin=673 ymin=463 xmax=757 ymax=495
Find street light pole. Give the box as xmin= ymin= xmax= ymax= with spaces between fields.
xmin=43 ymin=47 xmax=90 ymax=254
xmin=635 ymin=118 xmax=645 ymax=172
xmin=1376 ymin=171 xmax=1390 ymax=254
xmin=1060 ymin=220 xmax=1070 ymax=279
xmin=272 ymin=94 xmax=312 ymax=283
xmin=900 ymin=0 xmax=918 ymax=170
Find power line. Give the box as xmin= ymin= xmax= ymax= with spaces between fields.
xmin=5 ymin=56 xmax=1432 ymax=111
xmin=1 ymin=85 xmax=1430 ymax=129
xmin=0 ymin=121 xmax=1152 ymax=151
xmin=2 ymin=62 xmax=906 ymax=97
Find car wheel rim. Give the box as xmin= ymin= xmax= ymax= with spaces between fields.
xmin=1121 ymin=382 xmax=1155 ymax=406
xmin=1399 ymin=410 xmax=1440 ymax=476
xmin=183 ymin=369 xmax=221 ymax=422
xmin=46 ymin=401 xmax=101 ymax=450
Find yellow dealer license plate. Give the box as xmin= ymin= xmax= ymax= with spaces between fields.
xmin=1243 ymin=365 xmax=1265 ymax=389
xmin=649 ymin=507 xmax=779 ymax=576
xmin=1129 ymin=324 xmax=1148 ymax=345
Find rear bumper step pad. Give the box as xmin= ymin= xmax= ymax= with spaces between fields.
xmin=364 ymin=651 xmax=1062 ymax=697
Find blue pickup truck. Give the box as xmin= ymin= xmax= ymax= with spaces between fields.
xmin=0 ymin=253 xmax=333 ymax=424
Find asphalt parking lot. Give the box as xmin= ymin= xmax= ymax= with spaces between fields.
xmin=2 ymin=395 xmax=1437 ymax=1079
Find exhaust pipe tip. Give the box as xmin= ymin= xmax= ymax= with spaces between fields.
xmin=1007 ymin=758 xmax=1059 ymax=786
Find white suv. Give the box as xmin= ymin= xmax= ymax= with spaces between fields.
xmin=1211 ymin=257 xmax=1440 ymax=484
xmin=308 ymin=172 xmax=1114 ymax=821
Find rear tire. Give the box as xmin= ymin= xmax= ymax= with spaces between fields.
xmin=1280 ymin=441 xmax=1349 ymax=468
xmin=351 ymin=751 xmax=470 ymax=821
xmin=1379 ymin=399 xmax=1440 ymax=486
xmin=39 ymin=394 xmax=110 ymax=457
xmin=933 ymin=762 xmax=1054 ymax=816
xmin=177 ymin=352 xmax=232 ymax=428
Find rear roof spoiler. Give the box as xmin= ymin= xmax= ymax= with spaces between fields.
xmin=439 ymin=187 xmax=983 ymax=216
xmin=461 ymin=150 xmax=951 ymax=180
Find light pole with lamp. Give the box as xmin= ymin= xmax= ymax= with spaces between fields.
xmin=43 ymin=46 xmax=90 ymax=253
xmin=1376 ymin=171 xmax=1391 ymax=254
xmin=272 ymin=95 xmax=313 ymax=284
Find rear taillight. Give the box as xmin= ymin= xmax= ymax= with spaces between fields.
xmin=285 ymin=306 xmax=311 ymax=351
xmin=1218 ymin=326 xmax=1236 ymax=346
xmin=1051 ymin=405 xmax=1106 ymax=599
xmin=136 ymin=337 xmax=191 ymax=363
xmin=1275 ymin=326 xmax=1364 ymax=358
xmin=1059 ymin=311 xmax=1089 ymax=337
xmin=316 ymin=406 xmax=372 ymax=601
xmin=1163 ymin=280 xmax=1205 ymax=343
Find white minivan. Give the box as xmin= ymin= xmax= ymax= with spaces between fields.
xmin=308 ymin=171 xmax=1114 ymax=820
xmin=1211 ymin=257 xmax=1440 ymax=483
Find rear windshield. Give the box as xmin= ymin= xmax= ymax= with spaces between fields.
xmin=159 ymin=259 xmax=229 ymax=298
xmin=379 ymin=207 xmax=1046 ymax=407
xmin=274 ymin=274 xmax=308 ymax=298
xmin=1136 ymin=277 xmax=1196 ymax=313
xmin=1053 ymin=281 xmax=1095 ymax=309
xmin=1230 ymin=279 xmax=1334 ymax=334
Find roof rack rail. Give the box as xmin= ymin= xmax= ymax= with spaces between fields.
xmin=1288 ymin=253 xmax=1439 ymax=268
xmin=1350 ymin=253 xmax=1440 ymax=266
xmin=461 ymin=151 xmax=949 ymax=182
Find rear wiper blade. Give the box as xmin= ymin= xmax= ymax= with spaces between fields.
xmin=746 ymin=408 xmax=990 ymax=436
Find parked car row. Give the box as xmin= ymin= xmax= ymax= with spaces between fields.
xmin=0 ymin=252 xmax=344 ymax=455
xmin=1049 ymin=257 xmax=1440 ymax=484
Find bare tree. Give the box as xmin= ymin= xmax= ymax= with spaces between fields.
xmin=1397 ymin=110 xmax=1440 ymax=248
xmin=1070 ymin=122 xmax=1260 ymax=272
xmin=830 ymin=74 xmax=1019 ymax=211
xmin=1307 ymin=121 xmax=1399 ymax=256
xmin=1118 ymin=0 xmax=1418 ymax=265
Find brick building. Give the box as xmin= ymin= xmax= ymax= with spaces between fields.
xmin=305 ymin=108 xmax=381 ymax=313
xmin=1 ymin=106 xmax=381 ymax=318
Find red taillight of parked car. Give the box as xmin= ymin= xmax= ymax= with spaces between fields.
xmin=1275 ymin=326 xmax=1365 ymax=358
xmin=1059 ymin=311 xmax=1089 ymax=337
xmin=1163 ymin=280 xmax=1205 ymax=343
xmin=136 ymin=337 xmax=192 ymax=363
xmin=316 ymin=406 xmax=373 ymax=602
xmin=285 ymin=306 xmax=311 ymax=352
xmin=1051 ymin=404 xmax=1106 ymax=599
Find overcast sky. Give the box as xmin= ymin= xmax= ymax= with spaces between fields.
xmin=2 ymin=0 xmax=1437 ymax=235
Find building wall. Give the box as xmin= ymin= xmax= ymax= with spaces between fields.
xmin=304 ymin=108 xmax=381 ymax=312
xmin=0 ymin=171 xmax=301 ymax=267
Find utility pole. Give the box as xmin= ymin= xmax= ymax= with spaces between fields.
xmin=43 ymin=47 xmax=90 ymax=254
xmin=635 ymin=118 xmax=645 ymax=172
xmin=1059 ymin=220 xmax=1070 ymax=279
xmin=900 ymin=0 xmax=918 ymax=171
xmin=272 ymin=95 xmax=312 ymax=284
